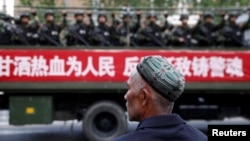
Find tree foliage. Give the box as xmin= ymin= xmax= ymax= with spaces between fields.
xmin=20 ymin=0 xmax=55 ymax=7
xmin=20 ymin=0 xmax=32 ymax=6
xmin=86 ymin=0 xmax=250 ymax=8
xmin=20 ymin=0 xmax=250 ymax=8
xmin=39 ymin=0 xmax=55 ymax=6
xmin=194 ymin=0 xmax=250 ymax=7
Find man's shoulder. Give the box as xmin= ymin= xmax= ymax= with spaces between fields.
xmin=112 ymin=132 xmax=138 ymax=141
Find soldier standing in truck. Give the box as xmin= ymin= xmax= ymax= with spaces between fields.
xmin=38 ymin=10 xmax=62 ymax=46
xmin=12 ymin=12 xmax=38 ymax=45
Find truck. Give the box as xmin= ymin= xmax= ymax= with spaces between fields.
xmin=0 ymin=47 xmax=250 ymax=141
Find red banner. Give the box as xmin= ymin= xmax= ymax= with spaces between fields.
xmin=0 ymin=49 xmax=250 ymax=82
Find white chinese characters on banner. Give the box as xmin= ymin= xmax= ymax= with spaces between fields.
xmin=13 ymin=57 xmax=32 ymax=76
xmin=49 ymin=56 xmax=66 ymax=76
xmin=226 ymin=57 xmax=244 ymax=77
xmin=99 ymin=57 xmax=115 ymax=77
xmin=123 ymin=57 xmax=139 ymax=77
xmin=82 ymin=56 xmax=98 ymax=76
xmin=173 ymin=57 xmax=192 ymax=77
xmin=123 ymin=56 xmax=244 ymax=78
xmin=0 ymin=55 xmax=115 ymax=77
xmin=0 ymin=56 xmax=12 ymax=77
xmin=191 ymin=57 xmax=209 ymax=77
xmin=123 ymin=56 xmax=145 ymax=77
xmin=209 ymin=57 xmax=226 ymax=77
xmin=0 ymin=55 xmax=245 ymax=78
xmin=66 ymin=56 xmax=82 ymax=76
xmin=31 ymin=56 xmax=48 ymax=76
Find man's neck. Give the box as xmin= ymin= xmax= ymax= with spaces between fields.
xmin=140 ymin=106 xmax=171 ymax=121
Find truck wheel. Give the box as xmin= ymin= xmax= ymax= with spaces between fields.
xmin=83 ymin=101 xmax=127 ymax=141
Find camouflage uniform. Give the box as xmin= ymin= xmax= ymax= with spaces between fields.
xmin=116 ymin=12 xmax=141 ymax=47
xmin=192 ymin=12 xmax=225 ymax=47
xmin=137 ymin=12 xmax=170 ymax=47
xmin=89 ymin=12 xmax=116 ymax=47
xmin=65 ymin=11 xmax=91 ymax=46
xmin=12 ymin=12 xmax=38 ymax=45
xmin=0 ymin=13 xmax=13 ymax=45
xmin=38 ymin=10 xmax=62 ymax=46
xmin=169 ymin=14 xmax=197 ymax=47
xmin=220 ymin=11 xmax=250 ymax=47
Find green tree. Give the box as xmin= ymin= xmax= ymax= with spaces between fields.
xmin=20 ymin=0 xmax=32 ymax=6
xmin=20 ymin=0 xmax=55 ymax=7
xmin=19 ymin=0 xmax=58 ymax=23
xmin=195 ymin=0 xmax=250 ymax=7
xmin=39 ymin=0 xmax=55 ymax=6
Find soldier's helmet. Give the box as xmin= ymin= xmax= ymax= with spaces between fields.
xmin=147 ymin=12 xmax=157 ymax=19
xmin=98 ymin=11 xmax=107 ymax=17
xmin=1 ymin=14 xmax=13 ymax=22
xmin=180 ymin=14 xmax=189 ymax=21
xmin=121 ymin=12 xmax=132 ymax=19
xmin=0 ymin=12 xmax=7 ymax=19
xmin=98 ymin=11 xmax=107 ymax=21
xmin=203 ymin=12 xmax=214 ymax=19
xmin=74 ymin=10 xmax=84 ymax=17
xmin=19 ymin=12 xmax=30 ymax=19
xmin=228 ymin=11 xmax=239 ymax=18
xmin=44 ymin=9 xmax=55 ymax=18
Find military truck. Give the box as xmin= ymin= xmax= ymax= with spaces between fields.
xmin=0 ymin=47 xmax=250 ymax=141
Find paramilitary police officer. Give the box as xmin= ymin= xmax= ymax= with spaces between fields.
xmin=192 ymin=12 xmax=225 ymax=47
xmin=12 ymin=12 xmax=38 ymax=45
xmin=169 ymin=14 xmax=197 ymax=47
xmin=91 ymin=12 xmax=115 ymax=46
xmin=116 ymin=12 xmax=141 ymax=47
xmin=90 ymin=12 xmax=116 ymax=46
xmin=38 ymin=10 xmax=62 ymax=46
xmin=220 ymin=11 xmax=250 ymax=47
xmin=137 ymin=12 xmax=168 ymax=47
xmin=65 ymin=10 xmax=91 ymax=46
xmin=0 ymin=12 xmax=13 ymax=45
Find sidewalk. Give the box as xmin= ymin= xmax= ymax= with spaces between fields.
xmin=0 ymin=110 xmax=9 ymax=126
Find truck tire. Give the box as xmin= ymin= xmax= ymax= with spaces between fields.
xmin=83 ymin=101 xmax=127 ymax=141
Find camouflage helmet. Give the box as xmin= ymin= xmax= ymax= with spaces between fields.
xmin=180 ymin=14 xmax=189 ymax=20
xmin=121 ymin=12 xmax=132 ymax=19
xmin=74 ymin=10 xmax=84 ymax=17
xmin=147 ymin=12 xmax=157 ymax=19
xmin=2 ymin=14 xmax=13 ymax=21
xmin=19 ymin=12 xmax=30 ymax=19
xmin=203 ymin=12 xmax=214 ymax=19
xmin=44 ymin=9 xmax=55 ymax=18
xmin=98 ymin=11 xmax=107 ymax=17
xmin=228 ymin=11 xmax=239 ymax=18
xmin=98 ymin=11 xmax=107 ymax=21
xmin=0 ymin=12 xmax=7 ymax=19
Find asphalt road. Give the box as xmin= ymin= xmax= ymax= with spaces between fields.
xmin=0 ymin=110 xmax=250 ymax=141
xmin=0 ymin=120 xmax=141 ymax=141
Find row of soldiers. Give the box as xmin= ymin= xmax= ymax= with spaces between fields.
xmin=0 ymin=10 xmax=250 ymax=47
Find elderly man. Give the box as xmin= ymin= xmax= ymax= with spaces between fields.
xmin=112 ymin=56 xmax=207 ymax=141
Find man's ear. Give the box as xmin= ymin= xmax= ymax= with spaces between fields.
xmin=140 ymin=87 xmax=150 ymax=106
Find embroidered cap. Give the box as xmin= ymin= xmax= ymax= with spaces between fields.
xmin=136 ymin=56 xmax=185 ymax=102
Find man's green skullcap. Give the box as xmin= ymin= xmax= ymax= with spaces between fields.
xmin=136 ymin=56 xmax=185 ymax=102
